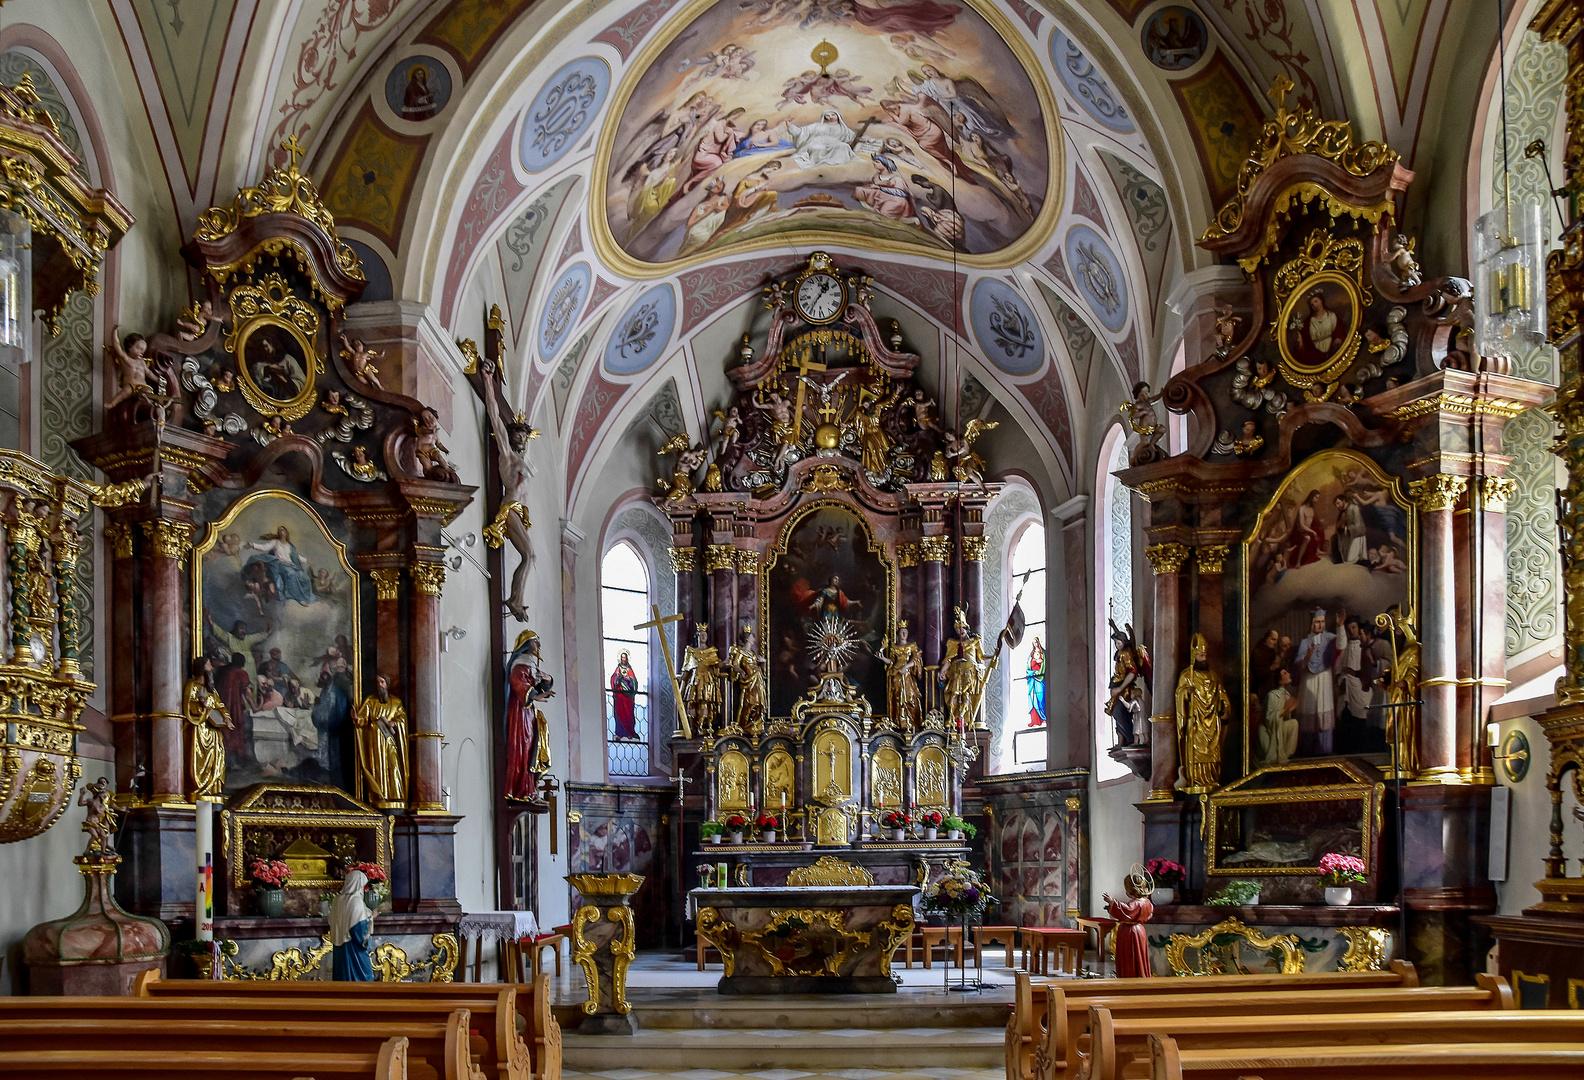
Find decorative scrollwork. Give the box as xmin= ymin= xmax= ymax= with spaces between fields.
xmin=1336 ymin=926 xmax=1388 ymax=972
xmin=787 ymin=855 xmax=874 ymax=888
xmin=1164 ymin=916 xmax=1304 ymax=976
xmin=569 ymin=904 xmax=602 ymax=1013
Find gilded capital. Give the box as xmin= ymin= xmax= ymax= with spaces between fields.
xmin=370 ymin=568 xmax=401 ymax=602
xmin=1145 ymin=541 xmax=1190 ymax=575
xmin=960 ymin=536 xmax=987 ymax=563
xmin=896 ymin=541 xmax=921 ymax=568
xmin=103 ymin=522 xmax=134 ymax=561
xmin=669 ymin=544 xmax=697 ymax=573
xmin=705 ymin=543 xmax=737 ymax=573
xmin=1196 ymin=544 xmax=1230 ymax=575
xmin=1407 ymin=474 xmax=1468 ymax=513
xmin=410 ymin=561 xmax=446 ymax=597
xmin=735 ymin=549 xmax=760 ymax=575
xmin=919 ymin=535 xmax=952 ymax=563
xmin=1479 ymin=476 xmax=1518 ymax=511
xmin=140 ymin=520 xmax=194 ymax=563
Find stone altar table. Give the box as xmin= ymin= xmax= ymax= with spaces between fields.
xmin=691 ymin=883 xmax=917 ymax=994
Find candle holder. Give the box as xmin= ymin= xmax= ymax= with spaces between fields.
xmin=566 ymin=873 xmax=644 ymax=1034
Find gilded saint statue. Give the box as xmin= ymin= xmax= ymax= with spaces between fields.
xmin=726 ymin=625 xmax=766 ymax=735
xmin=854 ymin=383 xmax=900 ymax=479
xmin=355 ymin=674 xmax=409 ymax=809
xmin=183 ymin=655 xmax=233 ymax=801
xmin=679 ymin=623 xmax=723 ymax=738
xmin=1174 ymin=633 xmax=1229 ymax=794
xmin=940 ymin=606 xmax=993 ymax=730
xmin=1377 ymin=607 xmax=1421 ymax=777
xmin=874 ymin=620 xmax=924 ymax=732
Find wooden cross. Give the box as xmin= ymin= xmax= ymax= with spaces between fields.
xmin=638 ymin=604 xmax=691 ymax=738
xmin=789 ymin=350 xmax=827 ymax=442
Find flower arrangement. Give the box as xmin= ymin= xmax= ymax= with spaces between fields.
xmin=1145 ymin=858 xmax=1186 ymax=888
xmin=700 ymin=820 xmax=725 ymax=839
xmin=943 ymin=815 xmax=977 ymax=839
xmin=1207 ymin=879 xmax=1262 ymax=906
xmin=881 ymin=809 xmax=911 ymax=829
xmin=755 ymin=813 xmax=779 ymax=831
xmin=349 ymin=861 xmax=387 ymax=884
xmin=919 ymin=810 xmax=944 ymax=828
xmin=248 ymin=858 xmax=291 ymax=889
xmin=1318 ymin=853 xmax=1366 ymax=887
xmin=723 ymin=813 xmax=749 ymax=832
xmin=923 ymin=862 xmax=997 ymax=918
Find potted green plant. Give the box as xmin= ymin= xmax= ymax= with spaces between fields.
xmin=943 ymin=815 xmax=976 ymax=842
xmin=756 ymin=812 xmax=779 ymax=843
xmin=1207 ymin=879 xmax=1262 ymax=907
xmin=318 ymin=890 xmax=338 ymax=918
xmin=248 ymin=858 xmax=291 ymax=917
xmin=1145 ymin=858 xmax=1186 ymax=905
xmin=919 ymin=809 xmax=944 ymax=841
xmin=724 ymin=813 xmax=748 ymax=844
xmin=701 ymin=820 xmax=725 ymax=845
xmin=881 ymin=809 xmax=911 ymax=841
xmin=1318 ymin=853 xmax=1365 ymax=906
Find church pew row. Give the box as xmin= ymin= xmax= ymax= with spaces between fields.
xmin=1147 ymin=1035 xmax=1584 ymax=1080
xmin=1084 ymin=1008 xmax=1584 ymax=1080
xmin=1032 ymin=974 xmax=1513 ymax=1080
xmin=0 ymin=1012 xmax=476 ymax=1080
xmin=1004 ymin=962 xmax=1419 ymax=1080
xmin=0 ymin=1035 xmax=409 ymax=1080
xmin=133 ymin=971 xmax=558 ymax=1080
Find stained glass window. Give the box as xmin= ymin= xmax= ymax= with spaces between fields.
xmin=1007 ymin=523 xmax=1048 ymax=771
xmin=601 ymin=542 xmax=651 ymax=777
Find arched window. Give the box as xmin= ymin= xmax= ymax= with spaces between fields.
xmin=1095 ymin=427 xmax=1134 ymax=782
xmin=1005 ymin=523 xmax=1048 ymax=771
xmin=600 ymin=542 xmax=651 ymax=777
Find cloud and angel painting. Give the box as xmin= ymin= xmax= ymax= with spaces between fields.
xmin=600 ymin=0 xmax=1054 ymax=267
xmin=193 ymin=493 xmax=361 ymax=795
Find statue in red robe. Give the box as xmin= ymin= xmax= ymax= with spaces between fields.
xmin=505 ymin=630 xmax=554 ymax=808
xmin=1103 ymin=871 xmax=1155 ymax=978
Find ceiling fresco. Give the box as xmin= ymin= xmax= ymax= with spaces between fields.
xmin=592 ymin=0 xmax=1061 ymax=276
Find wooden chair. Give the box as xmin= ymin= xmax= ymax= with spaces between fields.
xmin=1022 ymin=926 xmax=1085 ymax=975
xmin=516 ymin=932 xmax=565 ymax=980
xmin=1087 ymin=1006 xmax=1584 ymax=1080
xmin=1004 ymin=963 xmax=1421 ymax=1080
xmin=1147 ymin=1033 xmax=1584 ymax=1080
xmin=974 ymin=925 xmax=1018 ymax=968
xmin=919 ymin=925 xmax=968 ymax=968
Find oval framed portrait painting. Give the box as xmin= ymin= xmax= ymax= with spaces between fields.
xmin=235 ymin=317 xmax=319 ymax=421
xmin=1276 ymin=271 xmax=1361 ymax=386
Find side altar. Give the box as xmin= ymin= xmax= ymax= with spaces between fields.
xmin=657 ymin=254 xmax=1014 ymax=903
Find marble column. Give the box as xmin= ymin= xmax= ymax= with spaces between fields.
xmin=1463 ymin=477 xmax=1515 ymax=783
xmin=1194 ymin=544 xmax=1230 ymax=675
xmin=104 ymin=522 xmax=139 ymax=796
xmin=735 ymin=546 xmax=760 ymax=638
xmin=408 ymin=559 xmax=446 ymax=810
xmin=1145 ymin=541 xmax=1189 ymax=800
xmin=668 ymin=513 xmax=697 ymax=630
xmin=960 ymin=536 xmax=985 ymax=633
xmin=920 ymin=536 xmax=951 ymax=668
xmin=141 ymin=519 xmax=193 ymax=802
xmin=706 ymin=543 xmax=737 ymax=651
xmin=898 ymin=542 xmax=921 ymax=644
xmin=1408 ymin=476 xmax=1466 ymax=782
xmin=368 ymin=567 xmax=404 ymax=694
xmin=562 ymin=519 xmax=586 ymax=780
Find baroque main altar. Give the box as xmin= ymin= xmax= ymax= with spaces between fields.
xmin=659 ymin=254 xmax=1006 ymax=890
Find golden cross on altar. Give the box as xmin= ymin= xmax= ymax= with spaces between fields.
xmin=280 ymin=135 xmax=306 ymax=171
xmin=818 ymin=393 xmax=840 ymax=425
xmin=789 ymin=350 xmax=827 ymax=443
xmin=637 ymin=604 xmax=691 ymax=738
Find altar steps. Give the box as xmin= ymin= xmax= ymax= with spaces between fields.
xmin=560 ymin=990 xmax=1007 ymax=1071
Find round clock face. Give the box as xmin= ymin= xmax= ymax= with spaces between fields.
xmin=796 ymin=273 xmax=844 ymax=323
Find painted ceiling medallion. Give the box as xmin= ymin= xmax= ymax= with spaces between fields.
xmin=521 ymin=57 xmax=613 ymax=173
xmin=1049 ymin=30 xmax=1134 ymax=133
xmin=1065 ymin=224 xmax=1128 ymax=333
xmin=592 ymin=0 xmax=1061 ymax=277
xmin=605 ymin=283 xmax=677 ymax=375
xmin=970 ymin=278 xmax=1044 ymax=375
xmin=540 ymin=262 xmax=592 ymax=361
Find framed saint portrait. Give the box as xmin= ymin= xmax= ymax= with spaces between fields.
xmin=191 ymin=491 xmax=362 ymax=796
xmin=236 ymin=319 xmax=316 ymax=413
xmin=1276 ymin=271 xmax=1361 ymax=385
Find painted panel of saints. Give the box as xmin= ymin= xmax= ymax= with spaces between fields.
xmin=766 ymin=505 xmax=889 ymax=717
xmin=195 ymin=493 xmax=359 ymax=793
xmin=1245 ymin=451 xmax=1412 ymax=771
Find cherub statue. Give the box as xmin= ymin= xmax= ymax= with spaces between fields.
xmin=105 ymin=328 xmax=160 ymax=413
xmin=945 ymin=418 xmax=998 ymax=486
xmin=481 ymin=364 xmax=541 ymax=622
xmin=413 ymin=406 xmax=460 ymax=482
xmin=751 ymin=386 xmax=798 ymax=471
xmin=1213 ymin=302 xmax=1240 ymax=351
xmin=175 ymin=299 xmax=216 ymax=341
xmin=1120 ymin=382 xmax=1164 ymax=466
xmin=339 ymin=333 xmax=384 ymax=390
xmin=1385 ymin=234 xmax=1422 ymax=289
xmin=657 ymin=431 xmax=707 ymax=502
xmin=78 ymin=776 xmax=119 ymax=856
xmin=711 ymin=406 xmax=742 ymax=464
xmin=910 ymin=389 xmax=941 ymax=433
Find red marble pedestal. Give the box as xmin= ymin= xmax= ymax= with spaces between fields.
xmin=22 ymin=854 xmax=169 ymax=995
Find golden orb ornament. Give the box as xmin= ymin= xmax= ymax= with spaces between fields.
xmin=814 ymin=423 xmax=840 ymax=449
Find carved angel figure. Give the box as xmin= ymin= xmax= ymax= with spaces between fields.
xmin=1231 ymin=356 xmax=1289 ymax=416
xmin=339 ymin=333 xmax=384 ymax=390
xmin=1386 ymin=234 xmax=1422 ymax=289
xmin=105 ymin=327 xmax=160 ymax=413
xmin=175 ymin=299 xmax=216 ymax=341
xmin=946 ymin=418 xmax=998 ymax=485
xmin=751 ymin=386 xmax=798 ymax=472
xmin=413 ymin=407 xmax=460 ymax=483
xmin=78 ymin=776 xmax=118 ymax=856
xmin=657 ymin=431 xmax=707 ymax=501
xmin=1213 ymin=302 xmax=1240 ymax=351
xmin=1119 ymin=382 xmax=1164 ymax=466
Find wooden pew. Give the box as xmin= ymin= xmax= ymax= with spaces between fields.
xmin=1032 ymin=973 xmax=1512 ymax=1080
xmin=1088 ymin=1008 xmax=1584 ymax=1080
xmin=0 ymin=1008 xmax=473 ymax=1080
xmin=1005 ymin=962 xmax=1418 ymax=1080
xmin=1148 ymin=1032 xmax=1584 ymax=1080
xmin=134 ymin=971 xmax=558 ymax=1080
xmin=0 ymin=1030 xmax=408 ymax=1080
